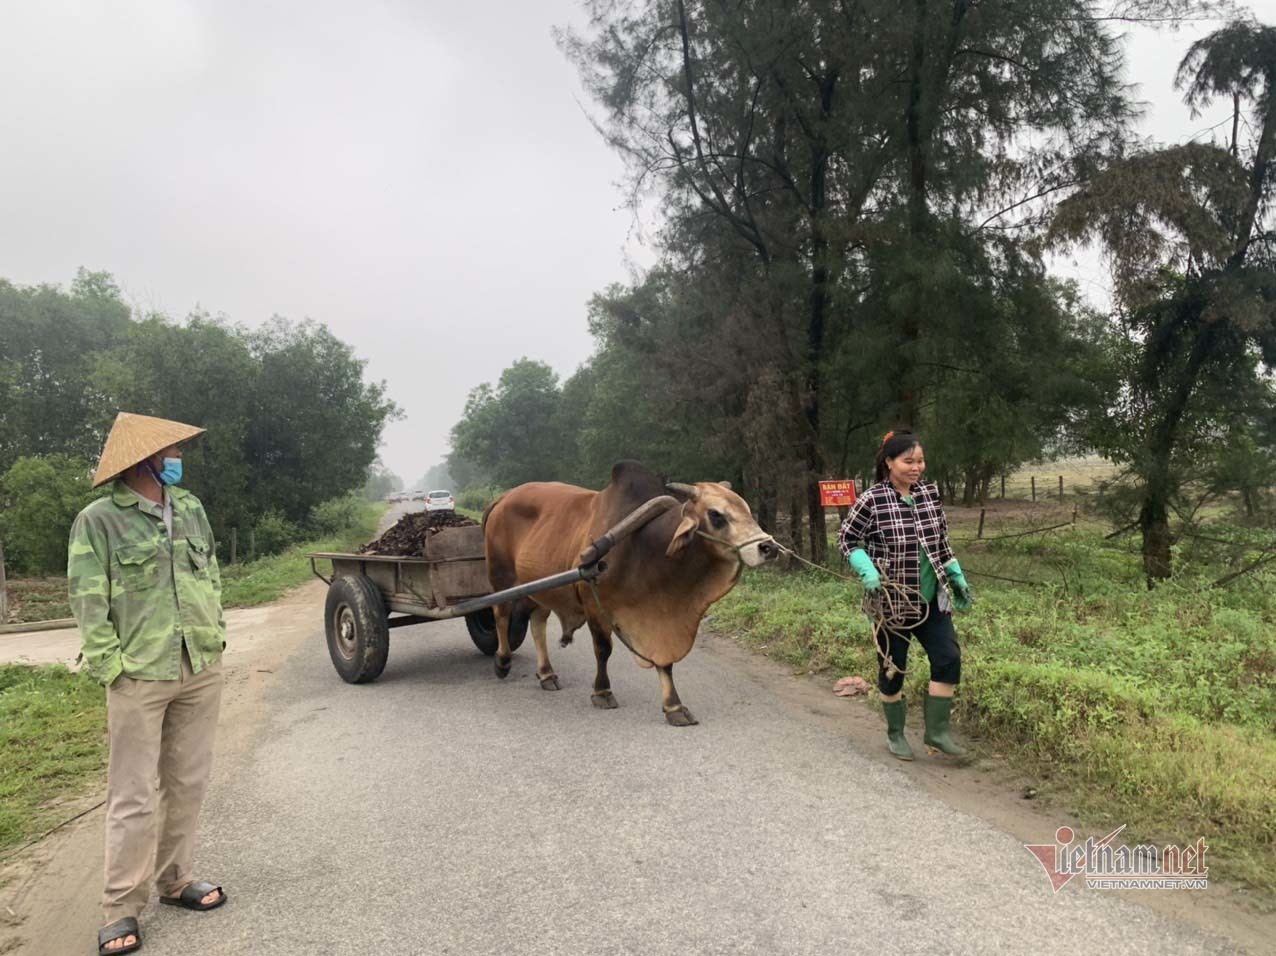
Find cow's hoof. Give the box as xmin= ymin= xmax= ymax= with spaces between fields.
xmin=591 ymin=691 xmax=618 ymax=709
xmin=538 ymin=674 xmax=561 ymax=691
xmin=495 ymin=658 xmax=511 ymax=680
xmin=664 ymin=706 xmax=698 ymax=727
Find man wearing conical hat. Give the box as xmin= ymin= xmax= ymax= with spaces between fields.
xmin=68 ymin=413 xmax=229 ymax=956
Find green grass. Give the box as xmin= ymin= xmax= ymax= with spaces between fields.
xmin=2 ymin=577 xmax=70 ymax=624
xmin=715 ymin=503 xmax=1276 ymax=894
xmin=220 ymin=502 xmax=384 ymax=607
xmin=0 ymin=664 xmax=107 ymax=852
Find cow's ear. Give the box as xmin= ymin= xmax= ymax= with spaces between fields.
xmin=665 ymin=513 xmax=698 ymax=556
xmin=718 ymin=480 xmax=733 ymax=490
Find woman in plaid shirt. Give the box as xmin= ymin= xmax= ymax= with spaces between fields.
xmin=837 ymin=430 xmax=973 ymax=760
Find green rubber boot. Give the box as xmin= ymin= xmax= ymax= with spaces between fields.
xmin=883 ymin=699 xmax=914 ymax=761
xmin=923 ymin=694 xmax=967 ymax=757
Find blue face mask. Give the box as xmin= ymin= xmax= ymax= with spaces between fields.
xmin=158 ymin=457 xmax=183 ymax=486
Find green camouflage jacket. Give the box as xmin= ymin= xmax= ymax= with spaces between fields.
xmin=67 ymin=481 xmax=226 ymax=685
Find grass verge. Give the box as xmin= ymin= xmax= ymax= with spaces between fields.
xmin=2 ymin=578 xmax=71 ymax=625
xmin=715 ymin=504 xmax=1276 ymax=895
xmin=220 ymin=502 xmax=384 ymax=607
xmin=0 ymin=665 xmax=107 ymax=853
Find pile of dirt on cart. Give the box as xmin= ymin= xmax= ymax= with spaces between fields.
xmin=358 ymin=511 xmax=479 ymax=556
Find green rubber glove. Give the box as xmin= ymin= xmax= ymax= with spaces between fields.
xmin=944 ymin=559 xmax=973 ymax=611
xmin=848 ymin=548 xmax=882 ymax=592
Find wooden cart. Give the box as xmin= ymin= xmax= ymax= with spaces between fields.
xmin=310 ymin=524 xmax=600 ymax=683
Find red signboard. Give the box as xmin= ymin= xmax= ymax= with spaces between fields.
xmin=819 ymin=479 xmax=857 ymax=508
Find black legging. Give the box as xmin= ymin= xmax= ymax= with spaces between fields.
xmin=875 ymin=598 xmax=961 ymax=695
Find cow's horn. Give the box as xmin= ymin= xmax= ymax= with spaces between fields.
xmin=666 ymin=482 xmax=700 ymax=500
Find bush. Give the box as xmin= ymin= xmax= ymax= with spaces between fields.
xmin=0 ymin=455 xmax=99 ymax=575
xmin=220 ymin=500 xmax=383 ymax=607
xmin=308 ymin=493 xmax=365 ymax=536
xmin=251 ymin=508 xmax=300 ymax=557
xmin=456 ymin=484 xmax=503 ymax=512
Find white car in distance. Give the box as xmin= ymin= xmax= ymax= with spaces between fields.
xmin=425 ymin=489 xmax=455 ymax=513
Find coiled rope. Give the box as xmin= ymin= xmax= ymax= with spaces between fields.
xmin=771 ymin=543 xmax=929 ymax=680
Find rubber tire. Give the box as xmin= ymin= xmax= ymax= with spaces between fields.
xmin=465 ymin=607 xmax=528 ymax=656
xmin=324 ymin=575 xmax=390 ymax=684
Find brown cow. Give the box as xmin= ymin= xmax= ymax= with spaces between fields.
xmin=482 ymin=460 xmax=778 ymax=725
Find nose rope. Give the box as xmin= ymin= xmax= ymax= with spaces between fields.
xmin=692 ymin=529 xmax=775 ymax=556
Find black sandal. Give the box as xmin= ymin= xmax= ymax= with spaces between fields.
xmin=159 ymin=880 xmax=227 ymax=911
xmin=98 ymin=917 xmax=141 ymax=955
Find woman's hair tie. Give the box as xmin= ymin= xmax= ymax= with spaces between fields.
xmin=882 ymin=430 xmax=895 ymax=446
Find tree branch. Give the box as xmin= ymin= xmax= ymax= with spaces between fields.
xmin=673 ymin=0 xmax=770 ymax=262
xmin=976 ymin=179 xmax=1086 ymax=230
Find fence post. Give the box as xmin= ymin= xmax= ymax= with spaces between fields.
xmin=1072 ymin=503 xmax=1079 ymax=525
xmin=249 ymin=529 xmax=256 ymax=562
xmin=1031 ymin=476 xmax=1036 ymax=502
xmin=230 ymin=528 xmax=238 ymax=565
xmin=1000 ymin=474 xmax=1006 ymax=499
xmin=0 ymin=537 xmax=8 ymax=625
xmin=977 ymin=508 xmax=986 ymax=539
xmin=1059 ymin=475 xmax=1064 ymax=501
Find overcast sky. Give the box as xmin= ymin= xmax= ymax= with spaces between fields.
xmin=1 ymin=2 xmax=1271 ymax=486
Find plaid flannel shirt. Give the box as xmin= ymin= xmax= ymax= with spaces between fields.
xmin=837 ymin=480 xmax=958 ymax=618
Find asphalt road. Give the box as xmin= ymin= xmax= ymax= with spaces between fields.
xmin=125 ymin=609 xmax=1242 ymax=955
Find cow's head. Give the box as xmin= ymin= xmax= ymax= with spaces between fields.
xmin=664 ymin=481 xmax=779 ymax=567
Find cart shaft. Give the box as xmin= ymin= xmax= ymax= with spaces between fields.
xmin=407 ymin=564 xmax=602 ymax=620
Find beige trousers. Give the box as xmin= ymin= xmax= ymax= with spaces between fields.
xmin=103 ymin=648 xmax=223 ymax=922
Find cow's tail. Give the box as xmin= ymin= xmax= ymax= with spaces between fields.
xmin=481 ymin=493 xmax=505 ymax=530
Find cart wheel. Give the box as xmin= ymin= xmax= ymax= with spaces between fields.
xmin=324 ymin=575 xmax=389 ymax=683
xmin=465 ymin=607 xmax=528 ymax=656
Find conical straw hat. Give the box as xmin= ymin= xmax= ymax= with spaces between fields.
xmin=92 ymin=412 xmax=206 ymax=488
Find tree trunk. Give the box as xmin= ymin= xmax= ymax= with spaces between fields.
xmin=1140 ymin=316 xmax=1214 ymax=584
xmin=1228 ymin=95 xmax=1276 ymax=268
xmin=799 ymin=263 xmax=827 ymax=560
xmin=1139 ymin=491 xmax=1173 ymax=585
xmin=756 ymin=479 xmax=775 ymax=533
xmin=905 ymin=0 xmax=931 ymax=237
xmin=961 ymin=469 xmax=978 ymax=507
xmin=0 ymin=537 xmax=8 ymax=626
xmin=789 ymin=488 xmax=804 ymax=557
xmin=898 ymin=3 xmax=928 ymax=425
xmin=805 ymin=471 xmax=826 ymax=564
xmin=798 ymin=72 xmax=837 ymax=567
xmin=897 ymin=0 xmax=969 ymax=427
xmin=977 ymin=464 xmax=994 ymax=504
